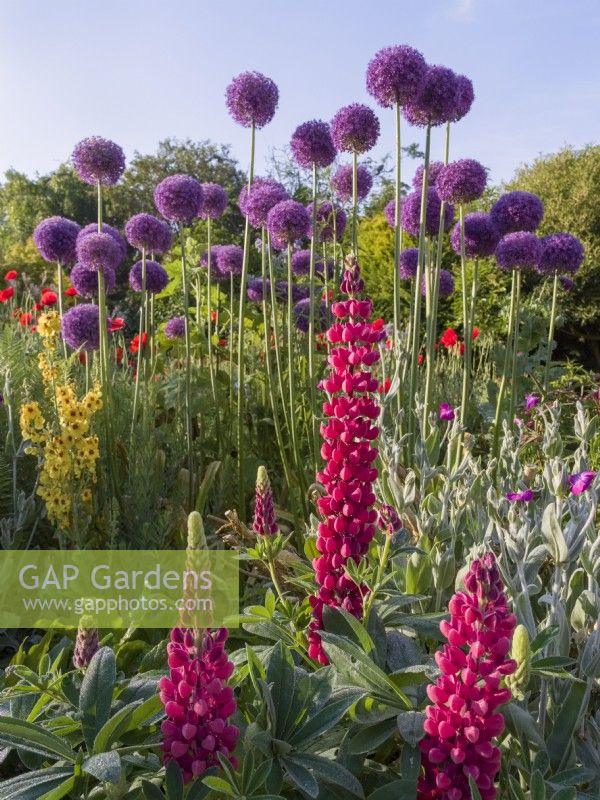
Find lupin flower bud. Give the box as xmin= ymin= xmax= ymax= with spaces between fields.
xmin=160 ymin=628 xmax=239 ymax=783
xmin=307 ymin=254 xmax=384 ymax=665
xmin=187 ymin=511 xmax=207 ymax=550
xmin=377 ymin=504 xmax=402 ymax=536
xmin=419 ymin=552 xmax=517 ymax=800
xmin=73 ymin=615 xmax=99 ymax=669
xmin=253 ymin=465 xmax=279 ymax=536
xmin=505 ymin=624 xmax=531 ymax=700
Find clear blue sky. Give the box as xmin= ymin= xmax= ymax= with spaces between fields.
xmin=0 ymin=0 xmax=598 ymax=187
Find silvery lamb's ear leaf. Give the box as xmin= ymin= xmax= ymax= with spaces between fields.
xmin=541 ymin=504 xmax=569 ymax=565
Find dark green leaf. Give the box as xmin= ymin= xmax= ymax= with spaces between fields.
xmin=166 ymin=758 xmax=184 ymax=800
xmin=469 ymin=776 xmax=483 ymax=800
xmin=547 ymin=680 xmax=587 ymax=770
xmin=368 ymin=780 xmax=417 ymax=800
xmin=0 ymin=717 xmax=75 ymax=762
xmin=266 ymin=642 xmax=295 ymax=739
xmin=290 ymin=754 xmax=364 ymax=799
xmin=290 ymin=689 xmax=364 ymax=747
xmin=530 ymin=627 xmax=559 ymax=653
xmin=201 ymin=777 xmax=236 ymax=797
xmin=281 ymin=756 xmax=319 ymax=798
xmin=347 ymin=717 xmax=397 ymax=754
xmin=83 ymin=751 xmax=122 ymax=785
xmin=0 ymin=767 xmax=74 ymax=800
xmin=530 ymin=770 xmax=546 ymax=800
xmin=396 ymin=711 xmax=425 ymax=746
xmin=80 ymin=647 xmax=116 ymax=750
xmin=142 ymin=780 xmax=165 ymax=800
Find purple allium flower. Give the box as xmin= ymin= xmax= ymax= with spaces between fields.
xmin=247 ymin=277 xmax=270 ymax=303
xmin=505 ymin=489 xmax=534 ymax=502
xmin=78 ymin=223 xmax=127 ymax=263
xmin=366 ymin=45 xmax=427 ymax=108
xmin=419 ymin=553 xmax=516 ymax=800
xmin=377 ymin=504 xmax=402 ymax=536
xmin=524 ymin=393 xmax=539 ymax=410
xmin=61 ymin=304 xmax=103 ymax=351
xmin=225 ymin=71 xmax=278 ymax=128
xmin=72 ymin=623 xmax=99 ymax=669
xmin=165 ymin=316 xmax=186 ymax=339
xmin=437 ymin=159 xmax=488 ymax=204
xmin=330 ymin=103 xmax=380 ymax=154
xmin=439 ymin=402 xmax=456 ymax=421
xmin=451 ymin=212 xmax=500 ymax=258
xmin=154 ymin=175 xmax=204 ymax=223
xmin=537 ymin=232 xmax=585 ymax=276
xmin=124 ymin=213 xmax=172 ymax=254
xmin=401 ymin=188 xmax=455 ymax=237
xmin=421 ymin=269 xmax=455 ymax=298
xmin=76 ymin=232 xmax=122 ymax=272
xmin=399 ymin=248 xmax=419 ymax=279
xmin=253 ymin=465 xmax=278 ymax=536
xmin=267 ymin=200 xmax=310 ymax=245
xmin=239 ymin=178 xmax=289 ymax=228
xmin=331 ymin=164 xmax=373 ymax=203
xmin=129 ymin=260 xmax=169 ymax=294
xmin=160 ymin=628 xmax=238 ymax=782
xmin=560 ymin=275 xmax=574 ymax=291
xmin=290 ymin=120 xmax=336 ymax=169
xmin=412 ymin=161 xmax=445 ymax=190
xmin=198 ymin=182 xmax=228 ymax=220
xmin=384 ymin=198 xmax=397 ymax=228
xmin=294 ymin=297 xmax=328 ymax=333
xmin=495 ymin=232 xmax=541 ymax=272
xmin=33 ymin=216 xmax=80 ymax=264
xmin=403 ymin=65 xmax=458 ymax=127
xmin=70 ymin=263 xmax=116 ymax=298
xmin=275 ymin=281 xmax=309 ymax=305
xmin=200 ymin=245 xmax=226 ymax=282
xmin=316 ymin=258 xmax=334 ymax=280
xmin=308 ymin=201 xmax=347 ymax=242
xmin=451 ymin=74 xmax=475 ymax=122
xmin=72 ymin=136 xmax=125 ymax=186
xmin=216 ymin=244 xmax=243 ymax=277
xmin=490 ymin=191 xmax=544 ymax=234
xmin=291 ymin=249 xmax=311 ymax=276
xmin=570 ymin=471 xmax=596 ymax=495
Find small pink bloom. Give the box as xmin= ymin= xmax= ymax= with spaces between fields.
xmin=523 ymin=393 xmax=539 ymax=410
xmin=439 ymin=402 xmax=455 ymax=421
xmin=569 ymin=471 xmax=596 ymax=495
xmin=505 ymin=489 xmax=534 ymax=502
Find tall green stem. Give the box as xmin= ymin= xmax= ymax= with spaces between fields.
xmin=351 ymin=150 xmax=358 ymax=253
xmin=393 ymin=102 xmax=402 ymax=345
xmin=459 ymin=206 xmax=472 ymax=429
xmin=236 ymin=123 xmax=256 ymax=521
xmin=179 ymin=226 xmax=194 ymax=508
xmin=543 ymin=271 xmax=559 ymax=393
xmin=56 ymin=261 xmax=67 ymax=359
xmin=267 ymin=233 xmax=291 ymax=436
xmin=206 ymin=219 xmax=217 ymax=406
xmin=286 ymin=243 xmax=300 ymax=476
xmin=508 ymin=269 xmax=522 ymax=425
xmin=492 ymin=269 xmax=518 ymax=459
xmin=307 ymin=161 xmax=319 ymax=473
xmin=130 ymin=248 xmax=147 ymax=435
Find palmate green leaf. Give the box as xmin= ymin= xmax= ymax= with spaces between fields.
xmin=79 ymin=647 xmax=116 ymax=750
xmin=0 ymin=716 xmax=76 ymax=761
xmin=322 ymin=606 xmax=378 ymax=659
xmin=201 ymin=777 xmax=237 ymax=797
xmin=265 ymin=642 xmax=295 ymax=739
xmin=547 ymin=680 xmax=588 ymax=771
xmin=291 ymin=753 xmax=364 ymax=798
xmin=0 ymin=767 xmax=74 ymax=800
xmin=530 ymin=626 xmax=560 ymax=653
xmin=289 ymin=688 xmax=364 ymax=747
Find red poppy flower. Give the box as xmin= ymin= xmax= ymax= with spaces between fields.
xmin=0 ymin=287 xmax=14 ymax=302
xmin=34 ymin=302 xmax=43 ymax=311
xmin=19 ymin=312 xmax=33 ymax=326
xmin=418 ymin=353 xmax=424 ymax=365
xmin=78 ymin=352 xmax=87 ymax=365
xmin=65 ymin=286 xmax=77 ymax=297
xmin=385 ymin=337 xmax=392 ymax=350
xmin=460 ymin=342 xmax=465 ymax=355
xmin=439 ymin=327 xmax=459 ymax=349
xmin=211 ymin=310 xmax=217 ymax=322
xmin=41 ymin=291 xmax=58 ymax=306
xmin=31 ymin=325 xmax=37 ymax=332
xmin=4 ymin=270 xmax=17 ymax=281
xmin=109 ymin=317 xmax=125 ymax=332
xmin=378 ymin=377 xmax=391 ymax=394
xmin=129 ymin=332 xmax=148 ymax=353
xmin=371 ymin=318 xmax=385 ymax=331
xmin=115 ymin=346 xmax=124 ymax=365
xmin=322 ymin=289 xmax=333 ymax=301
xmin=472 ymin=326 xmax=480 ymax=340
xmin=218 ymin=338 xmax=227 ymax=347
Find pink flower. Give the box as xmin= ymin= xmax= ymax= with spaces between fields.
xmin=419 ymin=553 xmax=517 ymax=800
xmin=253 ymin=466 xmax=278 ymax=536
xmin=439 ymin=402 xmax=455 ymax=421
xmin=308 ymin=255 xmax=383 ymax=666
xmin=160 ymin=628 xmax=239 ymax=783
xmin=569 ymin=471 xmax=596 ymax=495
xmin=505 ymin=489 xmax=534 ymax=502
xmin=523 ymin=394 xmax=539 ymax=410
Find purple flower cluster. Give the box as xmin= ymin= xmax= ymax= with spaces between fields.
xmin=439 ymin=402 xmax=456 ymax=421
xmin=275 ymin=281 xmax=309 ymax=305
xmin=33 ymin=217 xmax=80 ymax=264
xmin=451 ymin=213 xmax=500 ymax=258
xmin=294 ymin=297 xmax=328 ymax=333
xmin=165 ymin=316 xmax=186 ymax=340
xmin=72 ymin=625 xmax=99 ymax=669
xmin=225 ymin=71 xmax=278 ymax=129
xmin=290 ymin=120 xmax=336 ymax=169
xmin=247 ymin=277 xmax=270 ymax=303
xmin=490 ymin=191 xmax=544 ymax=234
xmin=419 ymin=553 xmax=516 ymax=800
xmin=129 ymin=260 xmax=169 ymax=294
xmin=61 ymin=304 xmax=103 ymax=351
xmin=377 ymin=504 xmax=402 ymax=536
xmin=291 ymin=249 xmax=312 ymax=276
xmin=399 ymin=248 xmax=419 ymax=280
xmin=570 ymin=471 xmax=596 ymax=495
xmin=239 ymin=178 xmax=289 ymax=228
xmin=331 ymin=164 xmax=373 ymax=203
xmin=154 ymin=175 xmax=204 ymax=223
xmin=76 ymin=232 xmax=122 ymax=272
xmin=200 ymin=246 xmax=225 ymax=282
xmin=267 ymin=200 xmax=310 ymax=245
xmin=437 ymin=159 xmax=488 ymax=205
xmin=160 ymin=628 xmax=239 ymax=782
xmin=421 ymin=269 xmax=455 ymax=298
xmin=199 ymin=183 xmax=229 ymax=220
xmin=413 ymin=161 xmax=445 ymax=190
xmin=403 ymin=65 xmax=459 ymax=127
xmin=495 ymin=232 xmax=541 ymax=272
xmin=537 ymin=232 xmax=584 ymax=276
xmin=72 ymin=136 xmax=126 ymax=186
xmin=331 ymin=103 xmax=380 ymax=154
xmin=216 ymin=244 xmax=243 ymax=277
xmin=78 ymin=223 xmax=127 ymax=263
xmin=70 ymin=263 xmax=116 ymax=298
xmin=252 ymin=466 xmax=278 ymax=536
xmin=366 ymin=45 xmax=427 ymax=108
xmin=309 ymin=201 xmax=347 ymax=242
xmin=401 ymin=188 xmax=455 ymax=237
xmin=124 ymin=213 xmax=173 ymax=254
xmin=452 ymin=75 xmax=475 ymax=122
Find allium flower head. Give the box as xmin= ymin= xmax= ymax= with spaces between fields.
xmin=70 ymin=263 xmax=116 ymax=298
xmin=129 ymin=260 xmax=169 ymax=294
xmin=331 ymin=103 xmax=380 ymax=154
xmin=495 ymin=232 xmax=541 ymax=272
xmin=199 ymin=183 xmax=229 ymax=220
xmin=413 ymin=161 xmax=445 ymax=190
xmin=253 ymin=466 xmax=278 ymax=536
xmin=33 ymin=216 xmax=80 ymax=264
xmin=225 ymin=71 xmax=279 ymax=128
xmin=451 ymin=212 xmax=500 ymax=258
xmin=125 ymin=213 xmax=173 ymax=254
xmin=294 ymin=297 xmax=328 ymax=333
xmin=437 ymin=159 xmax=488 ymax=204
xmin=331 ymin=164 xmax=373 ymax=203
xmin=537 ymin=233 xmax=585 ymax=276
xmin=275 ymin=281 xmax=309 ymax=305
xmin=419 ymin=553 xmax=516 ymax=800
xmin=216 ymin=244 xmax=243 ymax=277
xmin=570 ymin=471 xmax=596 ymax=495
xmin=366 ymin=45 xmax=427 ymax=108
xmin=560 ymin=275 xmax=574 ymax=291
xmin=452 ymin=74 xmax=475 ymax=122
xmin=62 ymin=303 xmax=104 ymax=351
xmin=309 ymin=201 xmax=347 ymax=242
xmin=165 ymin=316 xmax=186 ymax=339
xmin=490 ymin=191 xmax=544 ymax=234
xmin=399 ymin=248 xmax=419 ymax=279
xmin=78 ymin=223 xmax=127 ymax=263
xmin=291 ymin=249 xmax=311 ymax=276
xmin=154 ymin=175 xmax=204 ymax=223
xmin=72 ymin=136 xmax=126 ymax=186
xmin=200 ymin=246 xmax=226 ymax=282
xmin=422 ymin=269 xmax=455 ymax=298
xmin=76 ymin=232 xmax=122 ymax=272
xmin=247 ymin=277 xmax=270 ymax=303
xmin=290 ymin=120 xmax=336 ymax=168
xmin=384 ymin=199 xmax=397 ymax=228
xmin=239 ymin=178 xmax=289 ymax=228
xmin=401 ymin=188 xmax=455 ymax=237
xmin=267 ymin=200 xmax=310 ymax=245
xmin=403 ymin=65 xmax=458 ymax=127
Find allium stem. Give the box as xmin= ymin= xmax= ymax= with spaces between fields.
xmin=543 ymin=270 xmax=559 ymax=393
xmin=492 ymin=269 xmax=518 ymax=460
xmin=229 ymin=272 xmax=234 ymax=415
xmin=206 ymin=219 xmax=217 ymax=408
xmin=236 ymin=122 xmax=256 ymax=521
xmin=507 ymin=269 xmax=522 ymax=427
xmin=131 ymin=248 xmax=147 ymax=437
xmin=459 ymin=205 xmax=472 ymax=429
xmin=286 ymin=243 xmax=300 ymax=480
xmin=393 ymin=102 xmax=402 ymax=347
xmin=267 ymin=233 xmax=291 ymax=437
xmin=351 ymin=150 xmax=358 ymax=253
xmin=308 ymin=162 xmax=319 ymax=474
xmin=179 ymin=225 xmax=194 ymax=509
xmin=56 ymin=261 xmax=67 ymax=359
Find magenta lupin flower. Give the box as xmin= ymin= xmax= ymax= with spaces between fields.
xmin=308 ymin=255 xmax=383 ymax=665
xmin=523 ymin=394 xmax=539 ymax=410
xmin=225 ymin=71 xmax=279 ymax=128
xmin=253 ymin=466 xmax=278 ymax=536
xmin=290 ymin=120 xmax=337 ymax=169
xmin=72 ymin=136 xmax=125 ymax=186
xmin=72 ymin=622 xmax=99 ymax=669
xmin=419 ymin=553 xmax=517 ymax=800
xmin=331 ymin=103 xmax=380 ymax=154
xmin=570 ymin=471 xmax=596 ymax=495
xmin=160 ymin=628 xmax=239 ymax=783
xmin=366 ymin=45 xmax=427 ymax=108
